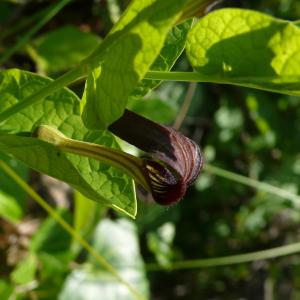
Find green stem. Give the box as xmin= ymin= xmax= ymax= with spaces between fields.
xmin=145 ymin=70 xmax=245 ymax=87
xmin=145 ymin=71 xmax=300 ymax=95
xmin=0 ymin=160 xmax=146 ymax=300
xmin=0 ymin=71 xmax=214 ymax=126
xmin=35 ymin=125 xmax=150 ymax=191
xmin=173 ymin=82 xmax=197 ymax=130
xmin=145 ymin=71 xmax=293 ymax=83
xmin=145 ymin=71 xmax=211 ymax=82
xmin=0 ymin=68 xmax=289 ymax=125
xmin=0 ymin=65 xmax=85 ymax=123
xmin=203 ymin=164 xmax=300 ymax=206
xmin=146 ymin=164 xmax=300 ymax=272
xmin=0 ymin=0 xmax=71 ymax=65
xmin=147 ymin=240 xmax=300 ymax=271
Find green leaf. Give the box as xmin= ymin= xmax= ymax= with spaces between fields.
xmin=39 ymin=252 xmax=69 ymax=277
xmin=128 ymin=97 xmax=177 ymax=123
xmin=27 ymin=25 xmax=101 ymax=74
xmin=106 ymin=0 xmax=121 ymax=24
xmin=0 ymin=154 xmax=28 ymax=207
xmin=73 ymin=191 xmax=103 ymax=237
xmin=59 ymin=219 xmax=149 ymax=300
xmin=90 ymin=219 xmax=145 ymax=269
xmin=131 ymin=20 xmax=192 ymax=99
xmin=0 ymin=69 xmax=136 ymax=218
xmin=11 ymin=253 xmax=37 ymax=285
xmin=0 ymin=280 xmax=14 ymax=300
xmin=0 ymin=190 xmax=23 ymax=223
xmin=186 ymin=8 xmax=300 ymax=95
xmin=30 ymin=209 xmax=72 ymax=254
xmin=0 ymin=154 xmax=28 ymax=223
xmin=81 ymin=0 xmax=189 ymax=129
xmin=147 ymin=222 xmax=175 ymax=268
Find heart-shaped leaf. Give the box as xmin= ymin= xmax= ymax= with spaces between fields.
xmin=81 ymin=0 xmax=189 ymax=129
xmin=0 ymin=69 xmax=136 ymax=218
xmin=186 ymin=9 xmax=300 ymax=95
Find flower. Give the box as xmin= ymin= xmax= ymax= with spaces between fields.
xmin=35 ymin=110 xmax=203 ymax=205
xmin=109 ymin=110 xmax=203 ymax=205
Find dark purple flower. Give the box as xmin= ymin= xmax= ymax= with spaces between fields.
xmin=35 ymin=110 xmax=203 ymax=206
xmin=109 ymin=110 xmax=203 ymax=205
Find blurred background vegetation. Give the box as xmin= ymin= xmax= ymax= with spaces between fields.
xmin=0 ymin=0 xmax=300 ymax=299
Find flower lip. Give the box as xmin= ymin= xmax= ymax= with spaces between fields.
xmin=143 ymin=159 xmax=187 ymax=205
xmin=109 ymin=109 xmax=203 ymax=205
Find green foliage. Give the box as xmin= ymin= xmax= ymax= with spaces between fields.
xmin=0 ymin=190 xmax=23 ymax=223
xmin=0 ymin=154 xmax=28 ymax=198
xmin=59 ymin=219 xmax=149 ymax=300
xmin=0 ymin=154 xmax=28 ymax=222
xmin=11 ymin=253 xmax=38 ymax=285
xmin=0 ymin=280 xmax=13 ymax=300
xmin=131 ymin=20 xmax=192 ymax=99
xmin=0 ymin=0 xmax=215 ymax=217
xmin=128 ymin=97 xmax=177 ymax=123
xmin=0 ymin=0 xmax=300 ymax=299
xmin=81 ymin=0 xmax=189 ymax=129
xmin=27 ymin=25 xmax=101 ymax=74
xmin=73 ymin=191 xmax=103 ymax=237
xmin=30 ymin=209 xmax=72 ymax=254
xmin=147 ymin=222 xmax=176 ymax=268
xmin=0 ymin=69 xmax=136 ymax=217
xmin=186 ymin=8 xmax=300 ymax=95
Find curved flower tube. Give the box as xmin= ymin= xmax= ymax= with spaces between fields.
xmin=34 ymin=125 xmax=151 ymax=192
xmin=35 ymin=111 xmax=203 ymax=205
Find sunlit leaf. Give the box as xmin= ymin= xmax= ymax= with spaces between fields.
xmin=186 ymin=9 xmax=300 ymax=95
xmin=131 ymin=20 xmax=192 ymax=99
xmin=0 ymin=69 xmax=136 ymax=217
xmin=27 ymin=25 xmax=101 ymax=74
xmin=59 ymin=219 xmax=149 ymax=300
xmin=81 ymin=0 xmax=189 ymax=129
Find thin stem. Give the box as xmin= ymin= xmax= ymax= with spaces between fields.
xmin=146 ymin=70 xmax=283 ymax=84
xmin=145 ymin=71 xmax=293 ymax=83
xmin=145 ymin=71 xmax=300 ymax=96
xmin=146 ymin=239 xmax=300 ymax=271
xmin=173 ymin=82 xmax=197 ymax=130
xmin=146 ymin=163 xmax=300 ymax=272
xmin=0 ymin=0 xmax=72 ymax=65
xmin=145 ymin=71 xmax=208 ymax=82
xmin=0 ymin=160 xmax=146 ymax=300
xmin=1 ymin=65 xmax=298 ymax=125
xmin=0 ymin=65 xmax=85 ymax=123
xmin=204 ymin=164 xmax=300 ymax=206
